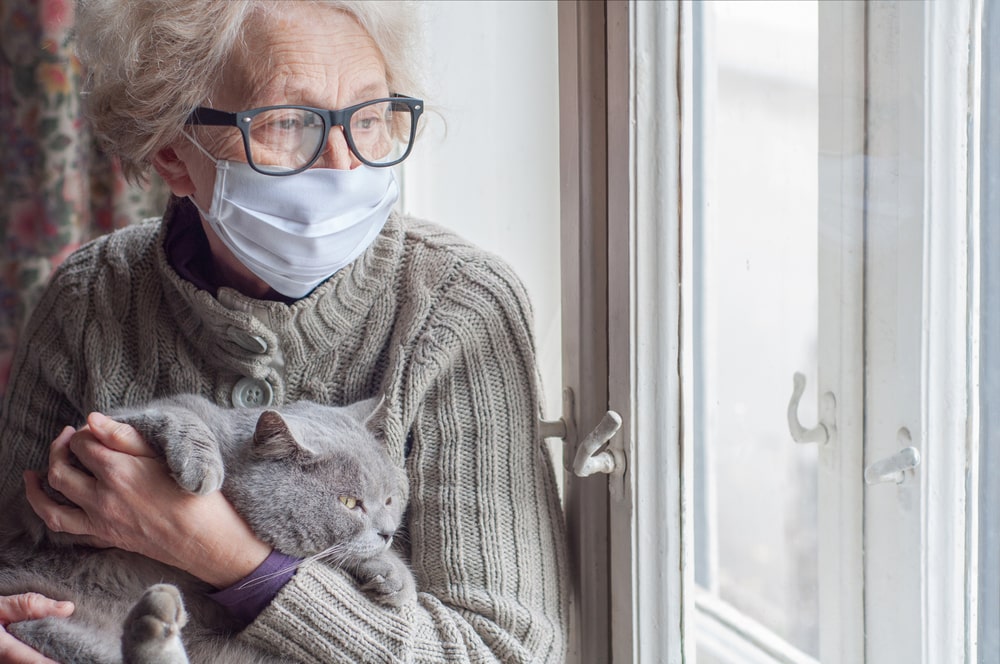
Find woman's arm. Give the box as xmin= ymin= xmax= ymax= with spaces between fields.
xmin=25 ymin=414 xmax=272 ymax=589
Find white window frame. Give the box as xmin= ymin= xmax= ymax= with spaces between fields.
xmin=557 ymin=2 xmax=688 ymax=662
xmin=860 ymin=2 xmax=978 ymax=662
xmin=814 ymin=2 xmax=866 ymax=662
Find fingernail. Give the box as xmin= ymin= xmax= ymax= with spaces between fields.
xmin=56 ymin=600 xmax=74 ymax=610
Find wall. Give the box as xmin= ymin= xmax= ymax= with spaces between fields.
xmin=398 ymin=0 xmax=563 ymax=420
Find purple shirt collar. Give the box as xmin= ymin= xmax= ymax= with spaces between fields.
xmin=162 ymin=196 xmax=294 ymax=303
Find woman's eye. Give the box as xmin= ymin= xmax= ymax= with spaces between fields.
xmin=251 ymin=111 xmax=314 ymax=142
xmin=263 ymin=116 xmax=302 ymax=134
xmin=353 ymin=109 xmax=387 ymax=132
xmin=276 ymin=117 xmax=301 ymax=130
xmin=339 ymin=496 xmax=359 ymax=510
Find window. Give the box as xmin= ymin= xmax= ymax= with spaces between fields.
xmin=556 ymin=1 xmax=982 ymax=662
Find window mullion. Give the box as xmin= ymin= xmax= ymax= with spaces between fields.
xmin=608 ymin=1 xmax=689 ymax=662
xmin=862 ymin=2 xmax=976 ymax=662
xmin=816 ymin=2 xmax=866 ymax=662
xmin=558 ymin=2 xmax=612 ymax=662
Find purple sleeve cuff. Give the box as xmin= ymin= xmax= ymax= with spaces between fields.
xmin=208 ymin=549 xmax=301 ymax=627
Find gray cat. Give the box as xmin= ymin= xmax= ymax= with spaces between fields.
xmin=0 ymin=394 xmax=413 ymax=663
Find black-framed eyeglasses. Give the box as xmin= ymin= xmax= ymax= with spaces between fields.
xmin=185 ymin=94 xmax=423 ymax=176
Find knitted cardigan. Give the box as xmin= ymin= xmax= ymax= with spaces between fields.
xmin=0 ymin=210 xmax=569 ymax=662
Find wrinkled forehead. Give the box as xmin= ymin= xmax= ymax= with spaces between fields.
xmin=212 ymin=4 xmax=389 ymax=111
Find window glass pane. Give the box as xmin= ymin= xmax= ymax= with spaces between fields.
xmin=694 ymin=0 xmax=819 ymax=658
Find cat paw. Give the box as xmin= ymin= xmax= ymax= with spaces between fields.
xmin=123 ymin=411 xmax=224 ymax=495
xmin=354 ymin=553 xmax=416 ymax=607
xmin=162 ymin=426 xmax=225 ymax=495
xmin=121 ymin=584 xmax=190 ymax=664
xmin=171 ymin=460 xmax=224 ymax=496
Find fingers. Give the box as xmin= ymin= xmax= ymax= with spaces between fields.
xmin=33 ymin=428 xmax=100 ymax=538
xmin=0 ymin=593 xmax=73 ymax=625
xmin=46 ymin=426 xmax=97 ymax=490
xmin=86 ymin=413 xmax=157 ymax=457
xmin=0 ymin=594 xmax=72 ymax=664
xmin=45 ymin=427 xmax=76 ymax=477
xmin=23 ymin=470 xmax=93 ymax=538
xmin=64 ymin=416 xmax=153 ymax=485
xmin=0 ymin=627 xmax=62 ymax=664
xmin=46 ymin=415 xmax=154 ymax=492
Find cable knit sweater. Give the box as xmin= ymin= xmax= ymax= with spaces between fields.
xmin=0 ymin=209 xmax=569 ymax=662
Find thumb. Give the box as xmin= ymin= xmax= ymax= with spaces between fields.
xmin=0 ymin=593 xmax=74 ymax=625
xmin=86 ymin=412 xmax=157 ymax=457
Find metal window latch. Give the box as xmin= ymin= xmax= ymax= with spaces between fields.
xmin=864 ymin=428 xmax=921 ymax=485
xmin=787 ymin=372 xmax=836 ymax=444
xmin=539 ymin=387 xmax=623 ymax=477
xmin=571 ymin=411 xmax=623 ymax=477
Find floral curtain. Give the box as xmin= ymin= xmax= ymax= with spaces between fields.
xmin=0 ymin=0 xmax=168 ymax=394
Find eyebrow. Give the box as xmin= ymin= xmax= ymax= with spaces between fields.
xmin=266 ymin=82 xmax=392 ymax=110
xmin=350 ymin=82 xmax=392 ymax=102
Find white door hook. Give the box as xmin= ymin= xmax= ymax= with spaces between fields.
xmin=787 ymin=372 xmax=830 ymax=444
xmin=573 ymin=410 xmax=623 ymax=477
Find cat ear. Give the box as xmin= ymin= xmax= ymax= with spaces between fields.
xmin=342 ymin=396 xmax=385 ymax=434
xmin=362 ymin=395 xmax=388 ymax=438
xmin=363 ymin=395 xmax=385 ymax=428
xmin=253 ymin=411 xmax=313 ymax=460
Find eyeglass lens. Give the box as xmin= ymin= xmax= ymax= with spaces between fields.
xmin=246 ymin=100 xmax=413 ymax=173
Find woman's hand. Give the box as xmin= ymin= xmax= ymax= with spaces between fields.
xmin=24 ymin=414 xmax=271 ymax=588
xmin=0 ymin=592 xmax=73 ymax=663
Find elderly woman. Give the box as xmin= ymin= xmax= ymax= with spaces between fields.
xmin=0 ymin=1 xmax=569 ymax=662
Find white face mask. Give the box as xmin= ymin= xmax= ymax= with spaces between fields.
xmin=185 ymin=134 xmax=399 ymax=298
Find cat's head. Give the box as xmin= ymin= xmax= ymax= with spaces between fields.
xmin=225 ymin=398 xmax=408 ymax=564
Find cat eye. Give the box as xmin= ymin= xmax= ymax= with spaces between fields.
xmin=339 ymin=496 xmax=360 ymax=510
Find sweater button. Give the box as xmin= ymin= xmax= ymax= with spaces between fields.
xmin=232 ymin=377 xmax=273 ymax=408
xmin=226 ymin=326 xmax=268 ymax=353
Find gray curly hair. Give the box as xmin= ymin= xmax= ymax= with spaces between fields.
xmin=74 ymin=0 xmax=424 ymax=183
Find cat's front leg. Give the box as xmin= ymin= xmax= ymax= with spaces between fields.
xmin=121 ymin=584 xmax=190 ymax=664
xmin=352 ymin=550 xmax=416 ymax=607
xmin=117 ymin=409 xmax=225 ymax=496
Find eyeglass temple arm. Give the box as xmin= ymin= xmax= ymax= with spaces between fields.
xmin=186 ymin=107 xmax=237 ymax=126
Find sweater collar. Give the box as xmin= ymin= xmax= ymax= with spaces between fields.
xmin=156 ymin=196 xmax=404 ymax=369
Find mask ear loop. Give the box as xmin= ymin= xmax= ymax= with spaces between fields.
xmin=180 ymin=130 xmax=228 ymax=219
xmin=182 ymin=130 xmax=222 ymax=166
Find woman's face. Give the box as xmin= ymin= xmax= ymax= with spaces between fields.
xmin=156 ymin=4 xmax=391 ymax=297
xmin=176 ymin=4 xmax=390 ymax=210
